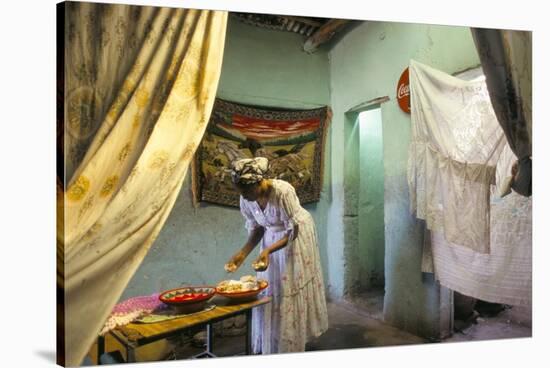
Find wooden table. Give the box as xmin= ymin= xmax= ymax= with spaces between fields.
xmin=97 ymin=296 xmax=271 ymax=363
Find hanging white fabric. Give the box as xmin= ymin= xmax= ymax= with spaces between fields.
xmin=429 ymin=143 xmax=532 ymax=306
xmin=408 ymin=60 xmax=506 ymax=253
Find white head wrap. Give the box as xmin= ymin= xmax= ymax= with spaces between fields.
xmin=230 ymin=157 xmax=269 ymax=185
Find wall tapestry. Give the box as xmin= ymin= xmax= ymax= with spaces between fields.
xmin=192 ymin=99 xmax=331 ymax=207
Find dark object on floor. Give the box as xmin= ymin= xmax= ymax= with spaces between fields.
xmin=454 ymin=291 xmax=477 ymax=320
xmin=475 ymin=300 xmax=506 ymax=317
xmin=453 ymin=310 xmax=479 ymax=333
xmin=99 ymin=351 xmax=125 ymax=364
xmin=306 ymin=324 xmax=368 ymax=351
xmin=192 ymin=331 xmax=207 ymax=348
xmin=80 ymin=356 xmax=94 ymax=366
xmin=453 ymin=291 xmax=480 ymax=333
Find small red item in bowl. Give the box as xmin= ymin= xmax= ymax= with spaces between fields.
xmin=159 ymin=286 xmax=215 ymax=307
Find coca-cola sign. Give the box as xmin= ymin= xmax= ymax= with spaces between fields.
xmin=396 ymin=67 xmax=410 ymax=113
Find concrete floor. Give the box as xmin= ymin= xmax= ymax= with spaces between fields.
xmin=167 ymin=299 xmax=426 ymax=361
xmin=306 ymin=300 xmax=426 ymax=351
xmin=338 ymin=292 xmax=531 ymax=345
xmin=444 ymin=305 xmax=531 ymax=343
xmin=90 ymin=292 xmax=531 ymax=365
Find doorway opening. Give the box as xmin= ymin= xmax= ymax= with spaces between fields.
xmin=342 ymin=106 xmax=385 ymax=319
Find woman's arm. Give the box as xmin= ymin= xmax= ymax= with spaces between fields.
xmin=225 ymin=226 xmax=265 ymax=272
xmin=242 ymin=226 xmax=265 ymax=255
xmin=253 ymin=224 xmax=299 ymax=271
xmin=265 ymin=224 xmax=298 ymax=254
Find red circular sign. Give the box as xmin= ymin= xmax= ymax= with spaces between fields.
xmin=396 ymin=67 xmax=410 ymax=113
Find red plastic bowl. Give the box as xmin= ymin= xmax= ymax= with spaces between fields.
xmin=159 ymin=286 xmax=215 ymax=307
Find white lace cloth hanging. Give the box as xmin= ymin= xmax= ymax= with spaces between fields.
xmin=429 ymin=143 xmax=532 ymax=306
xmin=408 ymin=60 xmax=505 ymax=253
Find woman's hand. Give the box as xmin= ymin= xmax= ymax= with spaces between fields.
xmin=252 ymin=249 xmax=270 ymax=272
xmin=225 ymin=250 xmax=247 ymax=273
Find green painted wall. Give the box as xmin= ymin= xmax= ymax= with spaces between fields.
xmin=119 ymin=16 xmax=480 ymax=341
xmin=120 ymin=16 xmax=331 ymax=300
xmin=217 ymin=18 xmax=330 ymax=109
xmin=328 ymin=21 xmax=480 ymax=338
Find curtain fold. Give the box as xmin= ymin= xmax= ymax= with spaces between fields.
xmin=471 ymin=28 xmax=532 ymax=197
xmin=408 ymin=60 xmax=505 ymax=253
xmin=60 ymin=3 xmax=227 ymax=365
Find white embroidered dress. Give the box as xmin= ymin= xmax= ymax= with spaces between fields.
xmin=239 ymin=179 xmax=329 ymax=354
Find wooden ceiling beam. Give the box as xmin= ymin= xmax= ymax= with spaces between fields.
xmin=303 ymin=19 xmax=351 ymax=53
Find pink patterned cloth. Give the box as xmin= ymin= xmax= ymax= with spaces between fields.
xmin=100 ymin=293 xmax=168 ymax=335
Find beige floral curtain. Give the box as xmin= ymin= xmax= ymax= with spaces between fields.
xmin=59 ymin=3 xmax=227 ymax=365
xmin=471 ymin=29 xmax=532 ymax=197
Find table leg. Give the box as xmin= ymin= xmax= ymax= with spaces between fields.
xmin=206 ymin=323 xmax=213 ymax=354
xmin=245 ymin=309 xmax=252 ymax=355
xmin=126 ymin=344 xmax=136 ymax=363
xmin=192 ymin=323 xmax=217 ymax=358
xmin=97 ymin=335 xmax=105 ymax=364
